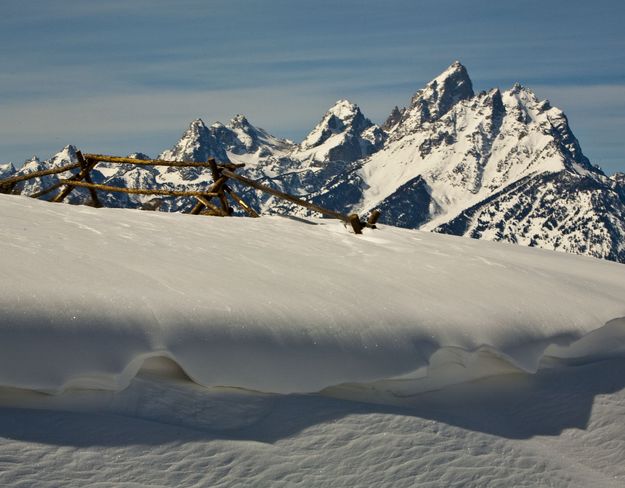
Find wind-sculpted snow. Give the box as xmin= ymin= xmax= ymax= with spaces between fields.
xmin=1 ymin=194 xmax=624 ymax=397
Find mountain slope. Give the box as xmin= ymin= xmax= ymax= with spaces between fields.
xmin=354 ymin=80 xmax=600 ymax=226
xmin=344 ymin=64 xmax=624 ymax=261
xmin=436 ymin=171 xmax=625 ymax=262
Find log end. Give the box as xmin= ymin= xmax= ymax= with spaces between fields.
xmin=348 ymin=214 xmax=363 ymax=235
xmin=367 ymin=209 xmax=381 ymax=227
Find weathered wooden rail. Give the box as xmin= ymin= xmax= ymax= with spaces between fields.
xmin=0 ymin=151 xmax=381 ymax=234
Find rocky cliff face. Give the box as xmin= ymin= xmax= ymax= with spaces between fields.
xmin=384 ymin=60 xmax=474 ymax=138
xmin=4 ymin=62 xmax=624 ymax=262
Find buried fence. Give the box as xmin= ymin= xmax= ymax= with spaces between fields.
xmin=0 ymin=151 xmax=381 ymax=234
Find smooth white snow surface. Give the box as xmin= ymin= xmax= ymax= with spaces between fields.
xmin=3 ymin=194 xmax=625 ymax=487
xmin=1 ymin=193 xmax=624 ymax=397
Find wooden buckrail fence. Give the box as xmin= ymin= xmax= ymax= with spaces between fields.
xmin=0 ymin=151 xmax=381 ymax=234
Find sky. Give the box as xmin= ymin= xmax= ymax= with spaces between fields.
xmin=1 ymin=0 xmax=624 ymax=174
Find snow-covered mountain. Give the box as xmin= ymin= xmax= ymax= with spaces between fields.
xmin=3 ymin=62 xmax=624 ymax=262
xmin=0 ymin=162 xmax=15 ymax=179
xmin=7 ymin=145 xmax=90 ymax=204
xmin=152 ymin=105 xmax=382 ymax=213
xmin=153 ymin=116 xmax=301 ymax=211
xmin=318 ymin=63 xmax=624 ymax=262
xmin=293 ymin=99 xmax=386 ymax=164
xmin=158 ymin=115 xmax=294 ymax=169
xmin=346 ymin=66 xmax=625 ymax=262
xmin=383 ymin=60 xmax=475 ymax=140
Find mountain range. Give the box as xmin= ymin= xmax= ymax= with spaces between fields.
xmin=4 ymin=62 xmax=625 ymax=263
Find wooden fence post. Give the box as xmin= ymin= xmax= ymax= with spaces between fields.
xmin=207 ymin=159 xmax=233 ymax=215
xmin=0 ymin=182 xmax=16 ymax=195
xmin=187 ymin=175 xmax=229 ymax=215
xmin=190 ymin=200 xmax=205 ymax=215
xmin=52 ymin=153 xmax=98 ymax=203
xmin=78 ymin=152 xmax=102 ymax=208
xmin=1 ymin=151 xmax=381 ymax=235
xmin=367 ymin=209 xmax=381 ymax=228
xmin=348 ymin=214 xmax=363 ymax=234
xmin=193 ymin=195 xmax=228 ymax=216
xmin=224 ymin=185 xmax=260 ymax=218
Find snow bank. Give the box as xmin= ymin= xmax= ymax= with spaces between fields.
xmin=1 ymin=194 xmax=624 ymax=395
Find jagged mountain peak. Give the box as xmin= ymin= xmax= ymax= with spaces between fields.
xmin=180 ymin=119 xmax=211 ymax=141
xmin=509 ymin=82 xmax=525 ymax=94
xmin=415 ymin=61 xmax=473 ymax=112
xmin=301 ymin=100 xmax=366 ymax=148
xmin=159 ymin=117 xmax=227 ymax=163
xmin=10 ymin=145 xmax=84 ymax=204
xmin=433 ymin=60 xmax=470 ymax=84
xmin=49 ymin=145 xmax=78 ymax=167
xmin=382 ymin=106 xmax=404 ymax=131
xmin=221 ymin=114 xmax=294 ymax=157
xmin=20 ymin=148 xmax=72 ymax=173
xmin=295 ymin=99 xmax=385 ymax=163
xmin=505 ymin=83 xmax=539 ymax=103
xmin=157 ymin=113 xmax=294 ymax=172
xmin=300 ymin=100 xmax=368 ymax=148
xmin=128 ymin=152 xmax=151 ymax=160
xmin=226 ymin=114 xmax=260 ymax=142
xmin=326 ymin=99 xmax=360 ymax=122
xmin=0 ymin=162 xmax=15 ymax=179
xmin=499 ymin=85 xmax=597 ymax=174
xmin=228 ymin=114 xmax=251 ymax=129
xmin=481 ymin=87 xmax=506 ymax=115
xmin=504 ymin=84 xmax=551 ymax=114
xmin=353 ymin=65 xmax=609 ymax=235
xmin=388 ymin=61 xmax=475 ymax=139
xmin=190 ymin=118 xmax=206 ymax=127
xmin=183 ymin=118 xmax=209 ymax=136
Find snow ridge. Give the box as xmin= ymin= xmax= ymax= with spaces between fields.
xmin=1 ymin=194 xmax=625 ymax=397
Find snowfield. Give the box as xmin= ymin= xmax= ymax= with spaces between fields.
xmin=1 ymin=194 xmax=625 ymax=487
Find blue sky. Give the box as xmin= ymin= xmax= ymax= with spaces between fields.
xmin=1 ymin=0 xmax=624 ymax=173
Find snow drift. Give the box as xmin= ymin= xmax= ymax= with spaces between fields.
xmin=1 ymin=194 xmax=624 ymax=397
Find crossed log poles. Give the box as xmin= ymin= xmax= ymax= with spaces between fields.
xmin=0 ymin=152 xmax=381 ymax=234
